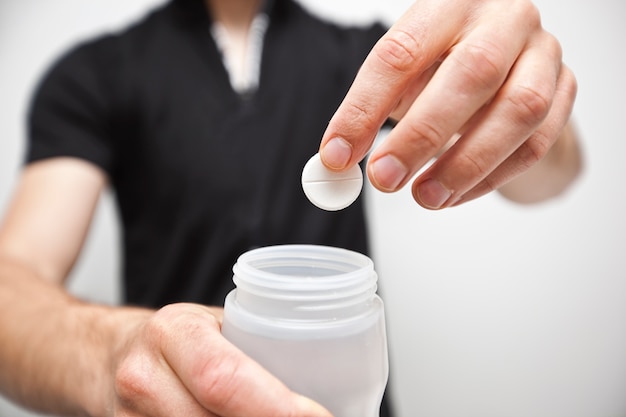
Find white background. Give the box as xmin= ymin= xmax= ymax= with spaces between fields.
xmin=1 ymin=1 xmax=625 ymax=416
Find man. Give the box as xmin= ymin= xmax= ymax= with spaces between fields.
xmin=0 ymin=0 xmax=580 ymax=416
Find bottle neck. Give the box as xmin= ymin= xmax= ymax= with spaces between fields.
xmin=232 ymin=245 xmax=378 ymax=321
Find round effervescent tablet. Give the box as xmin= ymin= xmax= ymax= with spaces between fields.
xmin=301 ymin=153 xmax=363 ymax=211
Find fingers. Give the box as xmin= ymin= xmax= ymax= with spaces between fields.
xmin=450 ymin=64 xmax=578 ymax=206
xmin=113 ymin=304 xmax=331 ymax=417
xmin=148 ymin=304 xmax=331 ymax=417
xmin=113 ymin=305 xmax=218 ymax=416
xmin=114 ymin=344 xmax=216 ymax=417
xmin=411 ymin=28 xmax=567 ymax=209
xmin=388 ymin=62 xmax=439 ymax=123
xmin=370 ymin=0 xmax=544 ymax=193
xmin=320 ymin=0 xmax=575 ymax=209
xmin=319 ymin=0 xmax=468 ymax=170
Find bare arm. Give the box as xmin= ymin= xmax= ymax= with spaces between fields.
xmin=0 ymin=158 xmax=330 ymax=417
xmin=0 ymin=158 xmax=140 ymax=416
xmin=0 ymin=258 xmax=149 ymax=416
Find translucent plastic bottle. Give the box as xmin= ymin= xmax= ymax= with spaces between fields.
xmin=222 ymin=244 xmax=388 ymax=417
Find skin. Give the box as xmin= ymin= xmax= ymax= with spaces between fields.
xmin=320 ymin=0 xmax=581 ymax=209
xmin=0 ymin=0 xmax=582 ymax=416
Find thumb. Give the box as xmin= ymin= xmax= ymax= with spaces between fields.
xmin=158 ymin=304 xmax=333 ymax=417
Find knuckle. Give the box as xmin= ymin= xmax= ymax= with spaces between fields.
xmin=454 ymin=40 xmax=509 ymax=91
xmin=482 ymin=176 xmax=499 ymax=194
xmin=545 ymin=32 xmax=563 ymax=62
xmin=114 ymin=354 xmax=154 ymax=404
xmin=506 ymin=83 xmax=552 ymax=126
xmin=506 ymin=0 xmax=541 ymax=30
xmin=519 ymin=0 xmax=541 ymax=29
xmin=151 ymin=303 xmax=216 ymax=342
xmin=195 ymin=349 xmax=241 ymax=409
xmin=518 ymin=133 xmax=552 ymax=168
xmin=536 ymin=31 xmax=565 ymax=74
xmin=144 ymin=311 xmax=171 ymax=342
xmin=470 ymin=176 xmax=499 ymax=199
xmin=344 ymin=100 xmax=380 ymax=134
xmin=403 ymin=118 xmax=447 ymax=154
xmin=374 ymin=29 xmax=422 ymax=74
xmin=456 ymin=151 xmax=491 ymax=180
xmin=560 ymin=66 xmax=578 ymax=102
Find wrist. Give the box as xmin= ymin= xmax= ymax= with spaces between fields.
xmin=81 ymin=304 xmax=153 ymax=417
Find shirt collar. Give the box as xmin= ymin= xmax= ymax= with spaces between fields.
xmin=172 ymin=0 xmax=280 ymax=25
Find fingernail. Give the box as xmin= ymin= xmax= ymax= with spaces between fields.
xmin=369 ymin=154 xmax=407 ymax=191
xmin=321 ymin=137 xmax=352 ymax=170
xmin=415 ymin=178 xmax=452 ymax=209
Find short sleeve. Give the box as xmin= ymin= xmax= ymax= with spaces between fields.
xmin=25 ymin=39 xmax=117 ymax=175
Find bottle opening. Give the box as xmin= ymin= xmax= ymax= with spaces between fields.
xmin=232 ymin=245 xmax=377 ymax=299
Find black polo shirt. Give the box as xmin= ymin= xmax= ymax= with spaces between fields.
xmin=28 ymin=0 xmax=386 ymax=306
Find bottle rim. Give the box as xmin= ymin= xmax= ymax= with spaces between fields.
xmin=232 ymin=244 xmax=376 ymax=297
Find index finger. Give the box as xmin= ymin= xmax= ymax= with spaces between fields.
xmin=319 ymin=0 xmax=465 ymax=170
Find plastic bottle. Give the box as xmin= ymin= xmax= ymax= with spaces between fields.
xmin=222 ymin=244 xmax=388 ymax=417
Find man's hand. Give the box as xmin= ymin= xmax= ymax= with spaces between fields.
xmin=111 ymin=303 xmax=331 ymax=417
xmin=320 ymin=0 xmax=577 ymax=209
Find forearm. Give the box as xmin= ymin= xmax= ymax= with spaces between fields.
xmin=498 ymin=121 xmax=583 ymax=204
xmin=0 ymin=257 xmax=151 ymax=417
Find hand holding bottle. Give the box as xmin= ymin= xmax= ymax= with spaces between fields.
xmin=110 ymin=303 xmax=332 ymax=417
